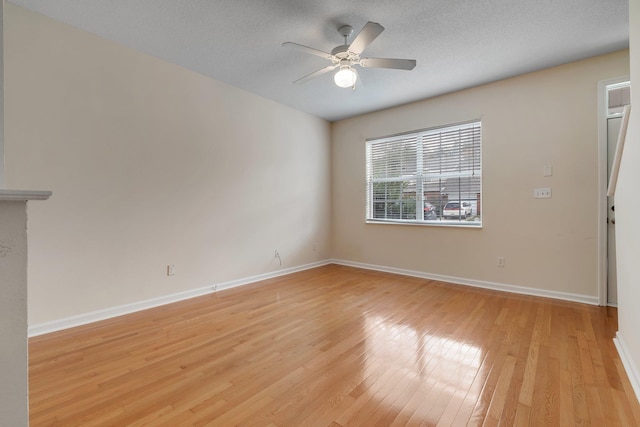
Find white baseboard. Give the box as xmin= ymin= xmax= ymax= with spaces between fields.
xmin=29 ymin=258 xmax=599 ymax=337
xmin=331 ymin=259 xmax=599 ymax=305
xmin=28 ymin=260 xmax=332 ymax=337
xmin=614 ymin=334 xmax=640 ymax=404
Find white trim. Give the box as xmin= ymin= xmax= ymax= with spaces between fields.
xmin=365 ymin=219 xmax=482 ymax=228
xmin=0 ymin=2 xmax=4 ymax=190
xmin=28 ymin=259 xmax=332 ymax=337
xmin=597 ymin=76 xmax=630 ymax=306
xmin=29 ymin=257 xmax=600 ymax=337
xmin=331 ymin=259 xmax=599 ymax=305
xmin=614 ymin=333 xmax=640 ymax=404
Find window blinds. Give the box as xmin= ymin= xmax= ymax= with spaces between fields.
xmin=366 ymin=121 xmax=482 ymax=225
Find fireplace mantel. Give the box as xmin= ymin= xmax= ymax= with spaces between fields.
xmin=0 ymin=189 xmax=50 ymax=425
xmin=0 ymin=189 xmax=52 ymax=201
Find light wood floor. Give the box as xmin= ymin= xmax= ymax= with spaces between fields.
xmin=29 ymin=265 xmax=640 ymax=426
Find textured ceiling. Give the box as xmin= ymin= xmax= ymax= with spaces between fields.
xmin=9 ymin=0 xmax=629 ymax=121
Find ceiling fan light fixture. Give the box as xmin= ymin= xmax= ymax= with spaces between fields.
xmin=284 ymin=21 xmax=416 ymax=88
xmin=334 ymin=65 xmax=357 ymax=88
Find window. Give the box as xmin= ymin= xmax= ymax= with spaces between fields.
xmin=366 ymin=121 xmax=482 ymax=226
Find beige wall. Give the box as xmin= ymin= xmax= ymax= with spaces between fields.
xmin=4 ymin=4 xmax=331 ymax=325
xmin=332 ymin=51 xmax=629 ymax=299
xmin=2 ymin=2 xmax=634 ymax=334
xmin=615 ymin=0 xmax=640 ymax=397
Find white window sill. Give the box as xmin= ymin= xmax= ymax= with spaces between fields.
xmin=366 ymin=219 xmax=482 ymax=228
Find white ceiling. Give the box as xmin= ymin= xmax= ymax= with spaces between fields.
xmin=9 ymin=0 xmax=629 ymax=122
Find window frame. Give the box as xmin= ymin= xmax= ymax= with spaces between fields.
xmin=365 ymin=120 xmax=482 ymax=228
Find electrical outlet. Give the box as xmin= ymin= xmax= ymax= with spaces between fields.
xmin=533 ymin=187 xmax=552 ymax=199
xmin=167 ymin=264 xmax=175 ymax=276
xmin=497 ymin=256 xmax=505 ymax=267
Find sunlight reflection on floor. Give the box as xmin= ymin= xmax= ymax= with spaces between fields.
xmin=364 ymin=315 xmax=484 ymax=419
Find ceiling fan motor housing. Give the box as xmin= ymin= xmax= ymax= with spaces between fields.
xmin=331 ymin=44 xmax=353 ymax=58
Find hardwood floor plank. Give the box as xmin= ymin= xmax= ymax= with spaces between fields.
xmin=482 ymin=354 xmax=517 ymax=426
xmin=28 ymin=265 xmax=640 ymax=426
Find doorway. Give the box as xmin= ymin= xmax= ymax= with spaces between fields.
xmin=599 ymin=79 xmax=630 ymax=306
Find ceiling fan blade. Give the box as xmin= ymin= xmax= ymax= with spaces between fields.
xmin=360 ymin=57 xmax=417 ymax=70
xmin=282 ymin=42 xmax=333 ymax=60
xmin=348 ymin=21 xmax=384 ymax=55
xmin=293 ymin=64 xmax=338 ymax=84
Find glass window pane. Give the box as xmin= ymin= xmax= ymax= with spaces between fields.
xmin=367 ymin=121 xmax=481 ymax=226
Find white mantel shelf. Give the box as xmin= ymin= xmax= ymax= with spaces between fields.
xmin=0 ymin=189 xmax=52 ymax=201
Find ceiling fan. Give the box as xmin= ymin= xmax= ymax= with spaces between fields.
xmin=283 ymin=21 xmax=417 ymax=89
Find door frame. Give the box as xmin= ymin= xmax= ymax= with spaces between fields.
xmin=597 ymin=76 xmax=630 ymax=306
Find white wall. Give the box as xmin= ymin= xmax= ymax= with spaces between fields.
xmin=4 ymin=4 xmax=331 ymax=326
xmin=615 ymin=0 xmax=640 ymax=399
xmin=332 ymin=51 xmax=629 ymax=300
